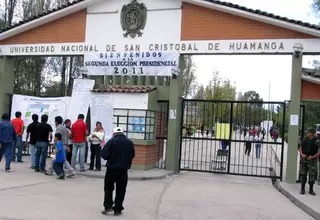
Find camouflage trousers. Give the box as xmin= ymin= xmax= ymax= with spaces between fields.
xmin=301 ymin=158 xmax=317 ymax=185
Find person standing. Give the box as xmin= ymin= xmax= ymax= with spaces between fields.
xmin=299 ymin=128 xmax=320 ymax=196
xmin=26 ymin=114 xmax=39 ymax=169
xmin=35 ymin=114 xmax=53 ymax=173
xmin=64 ymin=119 xmax=73 ymax=164
xmin=88 ymin=121 xmax=105 ymax=171
xmin=45 ymin=116 xmax=76 ymax=177
xmin=244 ymin=131 xmax=253 ymax=156
xmin=11 ymin=111 xmax=24 ymax=162
xmin=254 ymin=134 xmax=263 ymax=159
xmin=0 ymin=113 xmax=16 ymax=172
xmin=101 ymin=127 xmax=135 ymax=216
xmin=70 ymin=114 xmax=88 ymax=172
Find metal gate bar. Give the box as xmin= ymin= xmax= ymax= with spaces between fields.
xmin=179 ymin=99 xmax=286 ymax=179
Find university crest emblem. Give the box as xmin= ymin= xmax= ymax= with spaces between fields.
xmin=120 ymin=0 xmax=147 ymax=38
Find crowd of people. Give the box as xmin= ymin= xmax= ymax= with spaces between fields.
xmin=0 ymin=111 xmax=136 ymax=216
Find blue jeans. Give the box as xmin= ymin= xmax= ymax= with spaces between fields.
xmin=35 ymin=142 xmax=49 ymax=171
xmin=53 ymin=161 xmax=64 ymax=176
xmin=255 ymin=144 xmax=262 ymax=159
xmin=71 ymin=142 xmax=86 ymax=170
xmin=0 ymin=142 xmax=13 ymax=169
xmin=29 ymin=144 xmax=36 ymax=167
xmin=11 ymin=135 xmax=23 ymax=161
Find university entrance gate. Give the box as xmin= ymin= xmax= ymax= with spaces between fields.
xmin=1 ymin=0 xmax=320 ymax=183
xmin=179 ymin=99 xmax=286 ymax=179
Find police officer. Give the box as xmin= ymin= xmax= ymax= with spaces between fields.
xmin=299 ymin=128 xmax=320 ymax=195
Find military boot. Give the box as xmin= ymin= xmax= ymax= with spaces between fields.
xmin=309 ymin=184 xmax=316 ymax=196
xmin=300 ymin=184 xmax=305 ymax=195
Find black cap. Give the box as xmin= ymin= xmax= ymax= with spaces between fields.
xmin=306 ymin=127 xmax=316 ymax=134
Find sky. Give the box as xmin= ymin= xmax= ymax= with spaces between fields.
xmin=193 ymin=0 xmax=319 ymax=102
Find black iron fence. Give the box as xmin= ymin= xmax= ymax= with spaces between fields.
xmin=179 ymin=99 xmax=286 ymax=179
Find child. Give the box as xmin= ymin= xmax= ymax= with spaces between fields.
xmin=53 ymin=133 xmax=66 ymax=179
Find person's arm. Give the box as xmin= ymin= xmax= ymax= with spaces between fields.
xmin=56 ymin=142 xmax=63 ymax=153
xmin=26 ymin=125 xmax=30 ymax=142
xmin=131 ymin=141 xmax=135 ymax=160
xmin=21 ymin=120 xmax=25 ymax=135
xmin=312 ymin=141 xmax=320 ymax=159
xmin=0 ymin=123 xmax=2 ymax=143
xmin=85 ymin=124 xmax=89 ymax=136
xmin=49 ymin=125 xmax=53 ymax=143
xmin=299 ymin=145 xmax=306 ymax=158
xmin=101 ymin=139 xmax=113 ymax=160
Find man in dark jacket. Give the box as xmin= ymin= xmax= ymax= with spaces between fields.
xmin=0 ymin=113 xmax=16 ymax=172
xmin=101 ymin=127 xmax=135 ymax=216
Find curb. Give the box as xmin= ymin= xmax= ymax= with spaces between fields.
xmin=272 ymin=179 xmax=320 ymax=220
xmin=77 ymin=171 xmax=176 ymax=181
xmin=268 ymin=151 xmax=320 ymax=220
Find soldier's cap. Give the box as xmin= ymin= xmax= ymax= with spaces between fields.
xmin=305 ymin=127 xmax=316 ymax=134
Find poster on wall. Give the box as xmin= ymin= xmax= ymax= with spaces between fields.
xmin=87 ymin=93 xmax=114 ymax=165
xmin=128 ymin=117 xmax=145 ymax=133
xmin=84 ymin=51 xmax=180 ymax=76
xmin=67 ymin=79 xmax=95 ymax=123
xmin=10 ymin=95 xmax=70 ymax=141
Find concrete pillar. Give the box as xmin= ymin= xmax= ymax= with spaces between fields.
xmin=286 ymin=52 xmax=303 ymax=183
xmin=0 ymin=56 xmax=15 ymax=116
xmin=165 ymin=56 xmax=184 ymax=171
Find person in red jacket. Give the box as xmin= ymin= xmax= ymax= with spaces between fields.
xmin=69 ymin=114 xmax=88 ymax=172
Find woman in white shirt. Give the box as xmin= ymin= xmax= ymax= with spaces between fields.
xmin=88 ymin=121 xmax=105 ymax=171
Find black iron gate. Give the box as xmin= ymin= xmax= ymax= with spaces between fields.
xmin=155 ymin=101 xmax=169 ymax=169
xmin=179 ymin=99 xmax=286 ymax=179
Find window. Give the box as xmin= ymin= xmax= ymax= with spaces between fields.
xmin=113 ymin=109 xmax=156 ymax=140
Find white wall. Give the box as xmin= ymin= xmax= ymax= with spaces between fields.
xmin=85 ymin=0 xmax=182 ymax=50
xmin=113 ymin=93 xmax=148 ymax=109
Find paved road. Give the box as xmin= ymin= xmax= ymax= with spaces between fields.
xmin=0 ymin=167 xmax=313 ymax=220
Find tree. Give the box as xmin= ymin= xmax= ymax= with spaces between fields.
xmin=181 ymin=55 xmax=197 ymax=98
xmin=236 ymin=90 xmax=266 ymax=125
xmin=312 ymin=0 xmax=320 ymax=15
xmin=241 ymin=90 xmax=263 ymax=106
xmin=193 ymin=84 xmax=205 ymax=99
xmin=198 ymin=71 xmax=237 ymax=125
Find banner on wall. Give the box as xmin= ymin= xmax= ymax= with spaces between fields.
xmin=87 ymin=93 xmax=114 ymax=165
xmin=83 ymin=51 xmax=180 ymax=76
xmin=10 ymin=95 xmax=71 ymax=142
xmin=67 ymin=79 xmax=95 ymax=123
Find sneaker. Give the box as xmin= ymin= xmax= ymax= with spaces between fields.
xmin=114 ymin=211 xmax=122 ymax=216
xmin=94 ymin=169 xmax=101 ymax=172
xmin=101 ymin=208 xmax=113 ymax=215
xmin=5 ymin=168 xmax=10 ymax=172
xmin=44 ymin=171 xmax=53 ymax=176
xmin=35 ymin=169 xmax=40 ymax=173
xmin=79 ymin=169 xmax=86 ymax=172
xmin=17 ymin=160 xmax=23 ymax=163
xmin=67 ymin=173 xmax=76 ymax=178
xmin=40 ymin=169 xmax=47 ymax=173
xmin=57 ymin=175 xmax=65 ymax=180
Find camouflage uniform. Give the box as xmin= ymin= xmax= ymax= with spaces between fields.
xmin=300 ymin=136 xmax=320 ymax=195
